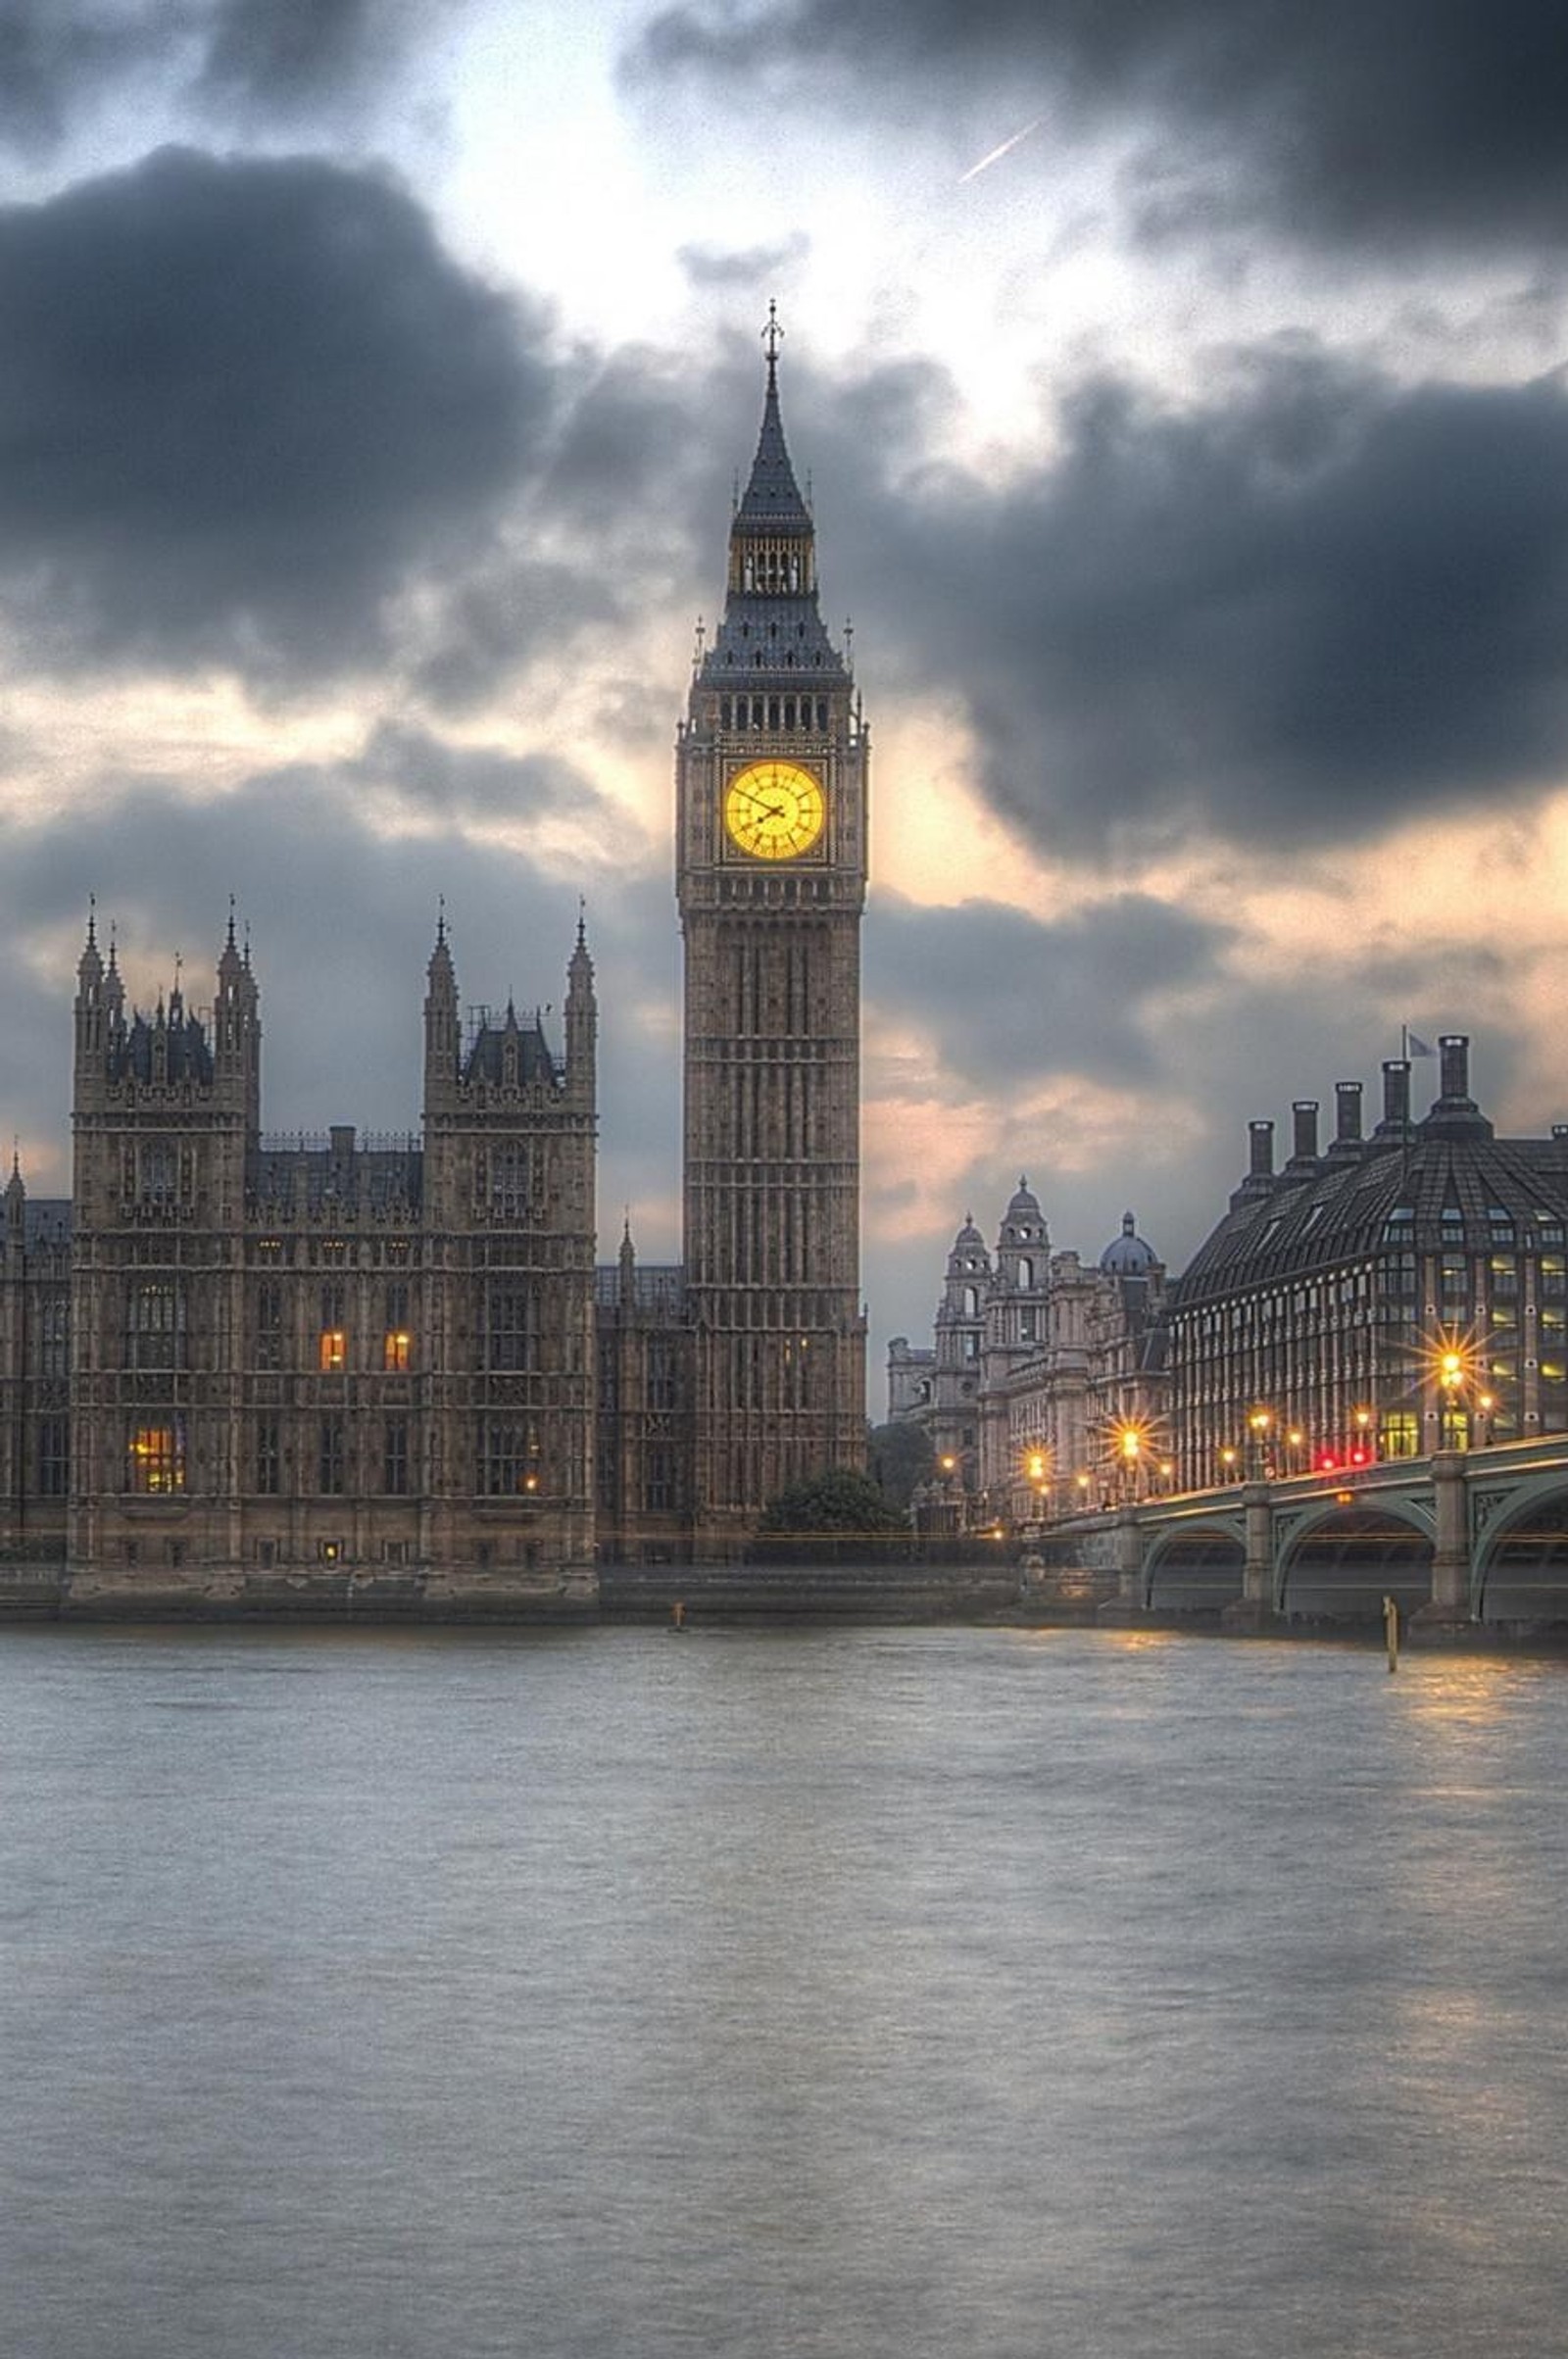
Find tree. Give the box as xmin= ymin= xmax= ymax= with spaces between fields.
xmin=757 ymin=1466 xmax=908 ymax=1539
xmin=867 ymin=1420 xmax=934 ymax=1514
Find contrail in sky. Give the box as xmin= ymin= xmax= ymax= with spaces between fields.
xmin=958 ymin=116 xmax=1045 ymax=184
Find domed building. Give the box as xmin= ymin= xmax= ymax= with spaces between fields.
xmin=1169 ymin=1036 xmax=1568 ymax=1487
xmin=890 ymin=1183 xmax=1168 ymax=1529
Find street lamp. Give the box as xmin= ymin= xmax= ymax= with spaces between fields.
xmin=1219 ymin=1445 xmax=1239 ymax=1484
xmin=1248 ymin=1405 xmax=1272 ymax=1478
xmin=936 ymin=1452 xmax=960 ymax=1538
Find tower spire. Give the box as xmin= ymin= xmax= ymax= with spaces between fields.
xmin=734 ymin=304 xmax=810 ymax=537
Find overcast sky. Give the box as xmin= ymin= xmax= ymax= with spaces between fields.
xmin=4 ymin=0 xmax=1567 ymax=1378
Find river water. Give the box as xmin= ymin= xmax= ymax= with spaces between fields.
xmin=1 ymin=1620 xmax=1565 ymax=2358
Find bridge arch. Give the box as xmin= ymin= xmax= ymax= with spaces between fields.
xmin=1473 ymin=1474 xmax=1568 ymax=1626
xmin=1276 ymin=1499 xmax=1434 ymax=1621
xmin=1144 ymin=1519 xmax=1245 ymax=1614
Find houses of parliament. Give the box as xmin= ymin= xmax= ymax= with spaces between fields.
xmin=0 ymin=330 xmax=869 ymax=1597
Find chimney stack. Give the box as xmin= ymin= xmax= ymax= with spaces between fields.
xmin=1249 ymin=1119 xmax=1274 ymax=1181
xmin=1381 ymin=1059 xmax=1411 ymax=1134
xmin=1333 ymin=1081 xmax=1363 ymax=1151
xmin=1231 ymin=1117 xmax=1276 ymax=1206
xmin=1439 ymin=1034 xmax=1469 ymax=1104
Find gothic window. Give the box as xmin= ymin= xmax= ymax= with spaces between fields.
xmin=255 ymin=1418 xmax=280 ymax=1496
xmin=1018 ymin=1257 xmax=1034 ymax=1289
xmin=127 ymin=1280 xmax=184 ymax=1371
xmin=127 ymin=1421 xmax=183 ymax=1495
xmin=256 ymin=1281 xmax=283 ymax=1370
xmin=383 ymin=1328 xmax=412 ymax=1372
xmin=384 ymin=1417 xmax=410 ymax=1496
xmin=479 ymin=1420 xmax=537 ymax=1496
xmin=489 ymin=1145 xmax=531 ymax=1220
xmin=318 ymin=1416 xmax=345 ymax=1495
xmin=138 ymin=1139 xmax=176 ymax=1205
xmin=318 ymin=1281 xmax=347 ymax=1370
xmin=36 ymin=1418 xmax=68 ymax=1498
xmin=39 ymin=1293 xmax=69 ymax=1378
xmin=648 ymin=1339 xmax=678 ymax=1412
xmin=486 ymin=1285 xmax=536 ymax=1371
xmin=646 ymin=1445 xmax=676 ymax=1512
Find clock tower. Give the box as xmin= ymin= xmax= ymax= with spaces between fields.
xmin=677 ymin=314 xmax=868 ymax=1546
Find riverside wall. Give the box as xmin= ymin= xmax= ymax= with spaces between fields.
xmin=0 ymin=1552 xmax=1052 ymax=1624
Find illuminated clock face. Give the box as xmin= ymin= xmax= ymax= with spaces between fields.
xmin=723 ymin=760 xmax=826 ymax=860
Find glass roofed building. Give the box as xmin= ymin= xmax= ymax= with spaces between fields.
xmin=1170 ymin=1036 xmax=1568 ymax=1489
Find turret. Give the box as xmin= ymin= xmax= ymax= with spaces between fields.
xmin=564 ymin=909 xmax=597 ymax=1107
xmin=74 ymin=905 xmax=106 ymax=1087
xmin=4 ymin=1152 xmax=24 ymax=1262
xmin=422 ymin=908 xmax=461 ymax=1109
xmin=213 ymin=902 xmax=261 ymax=1130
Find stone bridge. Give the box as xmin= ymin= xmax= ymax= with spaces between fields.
xmin=1037 ymin=1440 xmax=1568 ymax=1629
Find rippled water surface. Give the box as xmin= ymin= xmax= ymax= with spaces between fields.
xmin=2 ymin=1620 xmax=1566 ymax=2357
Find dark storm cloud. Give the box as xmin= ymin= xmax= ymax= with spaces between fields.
xmin=869 ymin=892 xmax=1232 ymax=1090
xmin=1 ymin=751 xmax=682 ymax=1224
xmin=634 ymin=0 xmax=1568 ymax=256
xmin=816 ymin=346 xmax=1568 ymax=857
xmin=0 ymin=147 xmax=557 ymax=684
xmin=193 ymin=0 xmax=471 ymax=122
xmin=350 ymin=723 xmax=605 ymax=822
xmin=0 ymin=1 xmax=475 ymax=155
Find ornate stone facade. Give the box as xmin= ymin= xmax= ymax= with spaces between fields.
xmin=2 ymin=330 xmax=868 ymax=1582
xmin=670 ymin=327 xmax=868 ymax=1550
xmin=0 ymin=909 xmax=599 ymax=1591
xmin=890 ymin=1185 xmax=1167 ymax=1530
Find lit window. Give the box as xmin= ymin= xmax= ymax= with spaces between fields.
xmin=383 ymin=1330 xmax=412 ymax=1373
xmin=319 ymin=1329 xmax=347 ymax=1372
xmin=127 ymin=1423 xmax=184 ymax=1495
